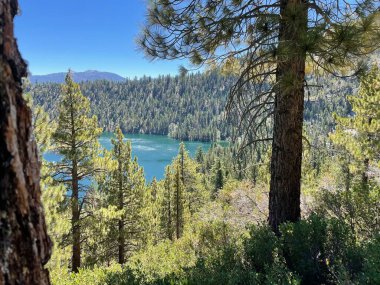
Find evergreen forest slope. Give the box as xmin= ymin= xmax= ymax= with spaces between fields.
xmin=27 ymin=71 xmax=356 ymax=141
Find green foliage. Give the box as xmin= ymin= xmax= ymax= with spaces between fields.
xmin=316 ymin=178 xmax=380 ymax=239
xmin=330 ymin=65 xmax=380 ymax=173
xmin=244 ymin=226 xmax=279 ymax=272
xmin=128 ymin=238 xmax=197 ymax=284
xmin=158 ymin=143 xmax=208 ymax=240
xmin=32 ymin=65 xmax=380 ymax=285
xmin=51 ymin=71 xmax=103 ymax=271
xmin=51 ymin=264 xmax=123 ymax=285
xmin=99 ymin=128 xmax=147 ymax=263
xmin=360 ymin=235 xmax=380 ymax=284
xmin=280 ymin=215 xmax=362 ymax=285
xmin=314 ymin=68 xmax=380 ymax=239
xmin=28 ymin=71 xmax=358 ymax=144
xmin=52 ymin=72 xmax=102 ymax=166
xmin=28 ymin=72 xmax=234 ymax=142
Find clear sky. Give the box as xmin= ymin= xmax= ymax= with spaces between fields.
xmin=15 ymin=0 xmax=186 ymax=78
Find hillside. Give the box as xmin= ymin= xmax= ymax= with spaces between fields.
xmin=26 ymin=71 xmax=355 ymax=141
xmin=29 ymin=70 xmax=125 ymax=83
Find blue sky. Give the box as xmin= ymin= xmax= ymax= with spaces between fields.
xmin=15 ymin=0 xmax=186 ymax=78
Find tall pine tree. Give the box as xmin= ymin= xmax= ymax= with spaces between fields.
xmin=52 ymin=71 xmax=102 ymax=272
xmin=103 ymin=128 xmax=146 ymax=264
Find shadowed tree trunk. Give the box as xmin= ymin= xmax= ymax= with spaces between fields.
xmin=268 ymin=0 xmax=308 ymax=234
xmin=70 ymin=105 xmax=80 ymax=272
xmin=0 ymin=0 xmax=52 ymax=284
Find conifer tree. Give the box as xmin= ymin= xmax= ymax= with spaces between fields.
xmin=213 ymin=159 xmax=225 ymax=193
xmin=24 ymin=93 xmax=56 ymax=154
xmin=173 ymin=162 xmax=185 ymax=239
xmin=139 ymin=0 xmax=380 ymax=232
xmin=103 ymin=128 xmax=146 ymax=264
xmin=52 ymin=71 xmax=102 ymax=272
xmin=145 ymin=177 xmax=162 ymax=244
xmin=159 ymin=144 xmax=207 ymax=240
xmin=161 ymin=166 xmax=175 ymax=240
xmin=330 ymin=65 xmax=380 ymax=188
xmin=195 ymin=146 xmax=204 ymax=165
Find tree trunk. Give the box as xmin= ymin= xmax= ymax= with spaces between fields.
xmin=167 ymin=187 xmax=173 ymax=241
xmin=71 ymin=163 xmax=81 ymax=272
xmin=175 ymin=176 xmax=180 ymax=239
xmin=362 ymin=158 xmax=369 ymax=189
xmin=268 ymin=0 xmax=308 ymax=234
xmin=118 ymin=219 xmax=125 ymax=264
xmin=0 ymin=0 xmax=52 ymax=284
xmin=118 ymin=152 xmax=125 ymax=264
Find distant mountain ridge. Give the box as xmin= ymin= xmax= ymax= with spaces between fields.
xmin=29 ymin=70 xmax=125 ymax=83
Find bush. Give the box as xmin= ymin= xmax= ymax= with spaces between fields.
xmin=360 ymin=235 xmax=380 ymax=284
xmin=52 ymin=264 xmax=123 ymax=285
xmin=51 ymin=215 xmax=378 ymax=285
xmin=280 ymin=214 xmax=363 ymax=285
xmin=244 ymin=225 xmax=278 ymax=272
xmin=243 ymin=226 xmax=300 ymax=285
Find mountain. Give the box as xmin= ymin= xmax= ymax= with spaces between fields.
xmin=29 ymin=70 xmax=125 ymax=83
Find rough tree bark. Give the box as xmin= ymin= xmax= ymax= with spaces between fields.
xmin=0 ymin=0 xmax=52 ymax=284
xmin=269 ymin=0 xmax=308 ymax=233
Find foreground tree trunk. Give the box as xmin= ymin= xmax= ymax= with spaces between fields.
xmin=0 ymin=0 xmax=51 ymax=284
xmin=269 ymin=0 xmax=307 ymax=233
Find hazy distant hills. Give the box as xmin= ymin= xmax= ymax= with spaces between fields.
xmin=29 ymin=70 xmax=125 ymax=83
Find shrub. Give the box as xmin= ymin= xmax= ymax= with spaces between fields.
xmin=280 ymin=214 xmax=364 ymax=285
xmin=360 ymin=235 xmax=380 ymax=284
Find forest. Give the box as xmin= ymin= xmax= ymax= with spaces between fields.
xmin=29 ymin=65 xmax=380 ymax=285
xmin=0 ymin=0 xmax=379 ymax=285
xmin=26 ymin=71 xmax=354 ymax=142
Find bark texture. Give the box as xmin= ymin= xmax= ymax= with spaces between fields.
xmin=269 ymin=0 xmax=307 ymax=233
xmin=0 ymin=0 xmax=52 ymax=284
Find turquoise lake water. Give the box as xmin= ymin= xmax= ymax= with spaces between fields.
xmin=44 ymin=133 xmax=211 ymax=182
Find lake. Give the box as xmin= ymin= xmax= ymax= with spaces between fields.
xmin=44 ymin=133 xmax=212 ymax=182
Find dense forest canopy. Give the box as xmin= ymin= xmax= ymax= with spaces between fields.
xmin=27 ymin=71 xmax=355 ymax=142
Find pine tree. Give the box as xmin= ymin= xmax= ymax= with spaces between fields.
xmin=103 ymin=128 xmax=146 ymax=264
xmin=139 ymin=0 xmax=380 ymax=233
xmin=52 ymin=71 xmax=102 ymax=272
xmin=213 ymin=159 xmax=224 ymax=194
xmin=173 ymin=162 xmax=185 ymax=239
xmin=159 ymin=144 xmax=208 ymax=240
xmin=145 ymin=177 xmax=162 ymax=245
xmin=330 ymin=65 xmax=380 ymax=188
xmin=161 ymin=166 xmax=174 ymax=240
xmin=196 ymin=146 xmax=204 ymax=164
